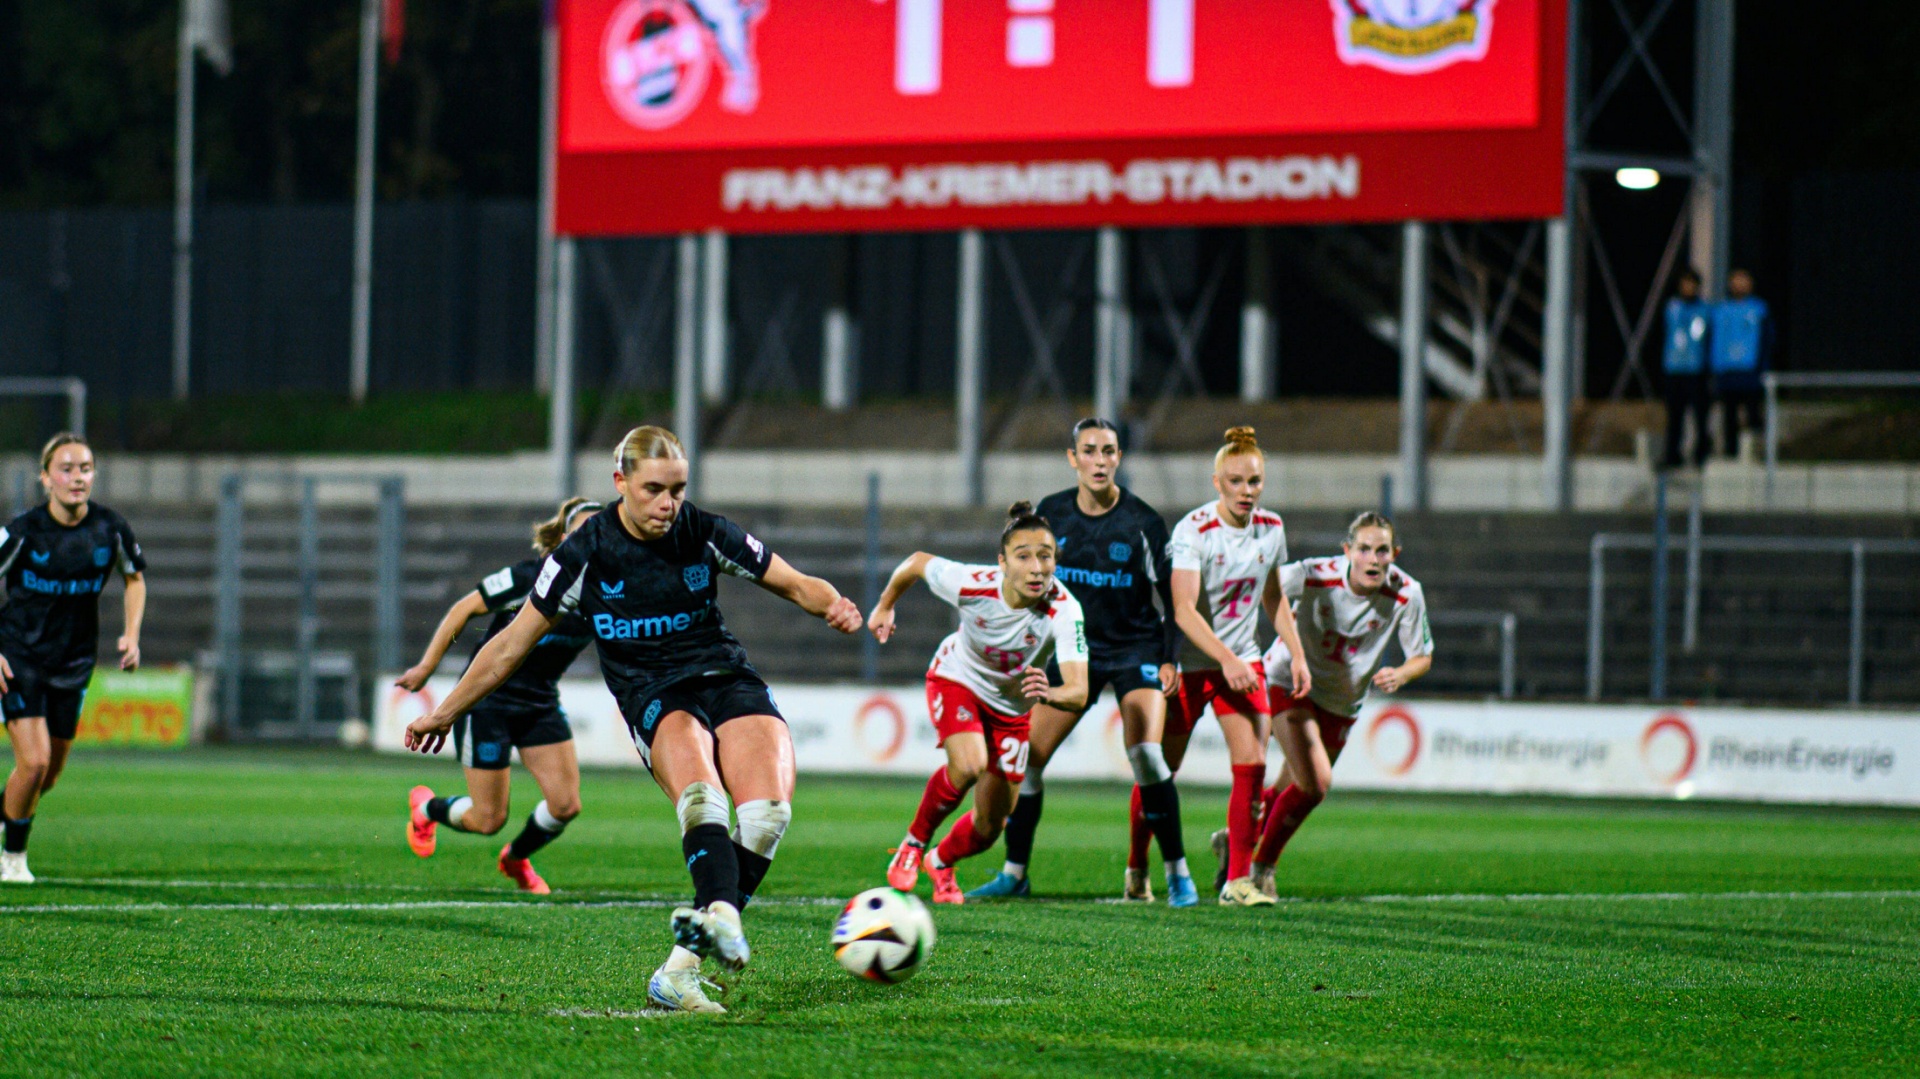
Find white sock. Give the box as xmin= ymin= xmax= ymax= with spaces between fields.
xmin=532 ymin=799 xmax=567 ymax=833
xmin=447 ymin=796 xmax=473 ymax=829
xmin=1166 ymin=857 xmax=1190 ymax=879
xmin=925 ymin=848 xmax=948 ymax=871
xmin=665 ymin=945 xmax=700 ymax=972
xmin=1001 ymin=861 xmax=1026 ymax=880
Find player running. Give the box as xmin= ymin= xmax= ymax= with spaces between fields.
xmin=1166 ymin=427 xmax=1310 ymax=907
xmin=404 ymin=427 xmax=861 ymax=1014
xmin=399 ymin=497 xmax=602 ymax=894
xmin=968 ymin=419 xmax=1197 ymax=906
xmin=0 ymin=434 xmax=146 ymax=885
xmin=872 ymin=502 xmax=1088 ymax=906
xmin=1251 ymin=512 xmax=1432 ymax=898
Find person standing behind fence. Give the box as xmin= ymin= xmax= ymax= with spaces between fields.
xmin=1709 ymin=268 xmax=1775 ymax=459
xmin=1661 ymin=270 xmax=1712 ymax=470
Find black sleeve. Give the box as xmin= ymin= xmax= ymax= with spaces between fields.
xmin=1146 ymin=510 xmax=1178 ymax=667
xmin=696 ymin=506 xmax=773 ymax=581
xmin=475 ymin=561 xmax=534 ymax=613
xmin=528 ymin=530 xmax=591 ymax=619
xmin=112 ymin=513 xmax=147 ymax=575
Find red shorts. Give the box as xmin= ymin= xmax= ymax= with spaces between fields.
xmin=925 ymin=676 xmax=1031 ymax=783
xmin=1267 ymin=687 xmax=1356 ymax=735
xmin=1167 ymin=661 xmax=1269 ymax=736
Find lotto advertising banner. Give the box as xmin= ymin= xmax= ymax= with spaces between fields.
xmin=556 ymin=0 xmax=1566 ymax=234
xmin=70 ymin=668 xmax=194 ymax=749
xmin=375 ymin=677 xmax=1920 ymax=807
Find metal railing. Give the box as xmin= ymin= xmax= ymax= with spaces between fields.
xmin=0 ymin=377 xmax=86 ymax=437
xmin=1764 ymin=371 xmax=1920 ymax=502
xmin=1587 ymin=529 xmax=1920 ymax=705
xmin=1429 ymin=609 xmax=1518 ymax=699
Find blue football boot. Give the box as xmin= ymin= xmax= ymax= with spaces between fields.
xmin=964 ymin=871 xmax=1032 ymax=899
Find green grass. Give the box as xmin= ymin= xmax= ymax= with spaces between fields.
xmin=4 ymin=749 xmax=1918 ymax=1077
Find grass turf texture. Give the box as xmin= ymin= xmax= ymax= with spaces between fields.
xmin=3 ymin=749 xmax=1916 ymax=1077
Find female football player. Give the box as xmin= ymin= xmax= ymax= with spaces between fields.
xmin=1166 ymin=427 xmax=1310 ymax=907
xmin=0 ymin=434 xmax=147 ymax=884
xmin=405 ymin=426 xmax=861 ymax=1015
xmin=398 ymin=496 xmax=602 ymax=894
xmin=872 ymin=502 xmax=1088 ymax=906
xmin=969 ymin=419 xmax=1196 ymax=907
xmin=1251 ymin=512 xmax=1432 ymax=898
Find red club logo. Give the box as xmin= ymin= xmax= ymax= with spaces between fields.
xmin=1365 ymin=705 xmax=1421 ymax=776
xmin=853 ymin=694 xmax=907 ymax=763
xmin=602 ymin=0 xmax=712 ymax=130
xmin=1639 ymin=713 xmax=1698 ymax=785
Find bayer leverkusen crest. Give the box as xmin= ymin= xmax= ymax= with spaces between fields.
xmin=1331 ymin=0 xmax=1495 ymax=75
xmin=602 ymin=0 xmax=765 ymax=130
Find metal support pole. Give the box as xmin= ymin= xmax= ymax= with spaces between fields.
xmin=861 ymin=471 xmax=882 ymax=683
xmin=1763 ymin=373 xmax=1779 ymax=505
xmin=1379 ymin=473 xmax=1393 ymax=521
xmin=66 ymin=379 xmax=86 ymax=437
xmin=216 ymin=474 xmax=244 ymax=735
xmin=1499 ymin=613 xmax=1518 ymax=700
xmin=956 ymin=229 xmax=986 ymax=507
xmin=296 ymin=477 xmax=320 ymax=737
xmin=1094 ymin=226 xmax=1124 ymax=423
xmin=1240 ymin=227 xmax=1273 ymax=402
xmin=1691 ymin=0 xmax=1736 ymax=300
xmin=348 ymin=0 xmax=380 ymax=403
xmin=551 ymin=237 xmax=578 ymax=499
xmin=823 ymin=308 xmax=856 ymax=411
xmin=1683 ymin=486 xmax=1703 ymax=653
xmin=533 ymin=14 xmax=560 ymax=393
xmin=1649 ymin=473 xmax=1670 ymax=701
xmin=1542 ymin=215 xmax=1574 ymax=511
xmin=700 ymin=230 xmax=729 ymax=404
xmin=675 ymin=234 xmax=703 ymax=496
xmin=1849 ymin=542 xmax=1866 ymax=706
xmin=1398 ymin=222 xmax=1429 ymax=512
xmin=1586 ymin=534 xmax=1605 ymax=701
xmin=375 ymin=477 xmax=405 ymax=675
xmin=171 ymin=9 xmax=197 ymax=402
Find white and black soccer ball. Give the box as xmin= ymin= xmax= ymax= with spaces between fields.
xmin=832 ymin=887 xmax=935 ymax=984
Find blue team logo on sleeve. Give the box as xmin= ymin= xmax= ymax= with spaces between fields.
xmin=683 ymin=564 xmax=710 ymax=592
xmin=642 ymin=699 xmax=663 ymax=731
xmin=93 ymin=547 xmax=111 ymax=567
xmin=1109 ymin=542 xmax=1131 ymax=564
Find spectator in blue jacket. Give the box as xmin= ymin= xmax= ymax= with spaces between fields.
xmin=1709 ymin=268 xmax=1774 ymax=458
xmin=1660 ymin=269 xmax=1711 ymax=469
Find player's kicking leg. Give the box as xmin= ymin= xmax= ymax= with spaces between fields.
xmin=925 ymin=763 xmax=1017 ymax=905
xmin=497 ymin=740 xmax=582 ymax=895
xmin=891 ymin=732 xmax=985 ymax=899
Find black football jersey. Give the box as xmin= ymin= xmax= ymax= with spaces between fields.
xmin=0 ymin=503 xmax=147 ymax=686
xmin=1036 ymin=487 xmax=1177 ymax=665
xmin=466 ymin=558 xmax=595 ymax=713
xmin=527 ymin=500 xmax=773 ymax=705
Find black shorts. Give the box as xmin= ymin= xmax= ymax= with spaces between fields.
xmin=1047 ymin=649 xmax=1165 ymax=712
xmin=622 ymin=673 xmax=782 ymax=771
xmin=454 ymin=704 xmax=572 ymax=771
xmin=1 ymin=663 xmax=89 ymax=741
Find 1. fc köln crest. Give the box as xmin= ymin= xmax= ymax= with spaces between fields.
xmin=1331 ymin=0 xmax=1495 ymax=75
xmin=602 ymin=0 xmax=765 ymax=130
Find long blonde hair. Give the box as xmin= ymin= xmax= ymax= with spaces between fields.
xmin=532 ymin=496 xmax=601 ymax=555
xmin=614 ymin=426 xmax=686 ymax=474
xmin=1213 ymin=426 xmax=1262 ymax=471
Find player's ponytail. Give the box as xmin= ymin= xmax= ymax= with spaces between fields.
xmin=532 ymin=496 xmax=602 ymax=555
xmin=614 ymin=426 xmax=686 ymax=474
xmin=1000 ymin=500 xmax=1054 ymax=551
xmin=1346 ymin=510 xmax=1397 ymax=547
xmin=39 ymin=432 xmax=89 ymax=474
xmin=1213 ymin=426 xmax=1262 ymax=471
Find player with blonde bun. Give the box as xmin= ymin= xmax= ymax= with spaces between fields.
xmin=1164 ymin=427 xmax=1311 ymax=907
xmin=871 ymin=502 xmax=1089 ymax=905
xmin=1250 ymin=512 xmax=1432 ymax=898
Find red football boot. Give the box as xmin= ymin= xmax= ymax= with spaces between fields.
xmin=407 ymin=785 xmax=437 ymax=859
xmin=498 ymin=846 xmax=551 ymax=895
xmin=886 ymin=840 xmax=925 ymax=892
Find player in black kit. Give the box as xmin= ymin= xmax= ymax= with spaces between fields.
xmin=0 ymin=435 xmax=147 ymax=885
xmin=398 ymin=496 xmax=602 ymax=894
xmin=967 ymin=418 xmax=1199 ymax=907
xmin=404 ymin=426 xmax=861 ymax=1014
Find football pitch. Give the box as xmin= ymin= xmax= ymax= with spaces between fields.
xmin=3 ymin=750 xmax=1916 ymax=1077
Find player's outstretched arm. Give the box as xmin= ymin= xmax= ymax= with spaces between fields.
xmin=1170 ymin=568 xmax=1255 ymax=691
xmin=405 ymin=603 xmax=556 ymax=753
xmin=1373 ymin=654 xmax=1432 ymax=694
xmin=866 ymin=552 xmax=933 ymax=643
xmin=396 ymin=589 xmax=488 ymax=691
xmin=118 ymin=571 xmax=146 ymax=671
xmin=758 ymin=554 xmax=863 ymax=634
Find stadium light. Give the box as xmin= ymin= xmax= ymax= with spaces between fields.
xmin=1615 ymin=167 xmax=1661 ymax=190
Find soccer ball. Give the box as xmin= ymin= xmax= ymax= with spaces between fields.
xmin=832 ymin=887 xmax=935 ymax=984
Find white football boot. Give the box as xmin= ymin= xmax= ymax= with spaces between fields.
xmin=0 ymin=851 xmax=33 ymax=884
xmin=1219 ymin=876 xmax=1277 ymax=907
xmin=647 ymin=965 xmax=726 ymax=1014
xmin=1121 ymin=867 xmax=1155 ymax=902
xmin=1250 ymin=861 xmax=1279 ymax=901
xmin=671 ymin=902 xmax=751 ymax=971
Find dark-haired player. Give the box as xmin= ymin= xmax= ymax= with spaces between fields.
xmin=399 ymin=496 xmax=602 ymax=894
xmin=969 ymin=418 xmax=1197 ymax=906
xmin=405 ymin=426 xmax=862 ymax=1014
xmin=0 ymin=434 xmax=147 ymax=884
xmin=872 ymin=502 xmax=1088 ymax=905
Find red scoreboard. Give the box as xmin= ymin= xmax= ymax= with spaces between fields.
xmin=555 ymin=0 xmax=1565 ymax=235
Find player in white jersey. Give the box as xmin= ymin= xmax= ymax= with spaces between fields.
xmin=1165 ymin=427 xmax=1310 ymax=907
xmin=870 ymin=502 xmax=1089 ymax=904
xmin=1251 ymin=512 xmax=1433 ymax=897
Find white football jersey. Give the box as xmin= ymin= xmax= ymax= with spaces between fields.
xmin=1265 ymin=556 xmax=1433 ymax=718
xmin=923 ymin=557 xmax=1088 ymax=717
xmin=1167 ymin=502 xmax=1288 ymax=668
